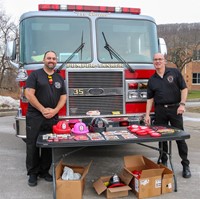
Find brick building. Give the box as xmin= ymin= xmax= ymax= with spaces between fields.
xmin=182 ymin=61 xmax=200 ymax=90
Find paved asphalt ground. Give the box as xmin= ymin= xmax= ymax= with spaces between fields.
xmin=0 ymin=111 xmax=200 ymax=199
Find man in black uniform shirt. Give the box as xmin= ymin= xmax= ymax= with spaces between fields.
xmin=25 ymin=51 xmax=67 ymax=186
xmin=145 ymin=53 xmax=191 ymax=178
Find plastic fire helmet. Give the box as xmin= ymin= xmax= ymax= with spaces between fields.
xmin=71 ymin=122 xmax=89 ymax=134
xmin=89 ymin=117 xmax=108 ymax=133
xmin=108 ymin=174 xmax=125 ymax=188
xmin=53 ymin=120 xmax=71 ymax=134
xmin=68 ymin=119 xmax=81 ymax=129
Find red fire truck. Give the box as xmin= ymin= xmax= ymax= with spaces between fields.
xmin=6 ymin=4 xmax=167 ymax=139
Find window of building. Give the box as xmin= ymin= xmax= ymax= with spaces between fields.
xmin=192 ymin=73 xmax=200 ymax=84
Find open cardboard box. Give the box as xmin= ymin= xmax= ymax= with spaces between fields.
xmin=124 ymin=155 xmax=164 ymax=199
xmin=159 ymin=164 xmax=173 ymax=194
xmin=56 ymin=160 xmax=92 ymax=199
xmin=93 ymin=168 xmax=132 ymax=198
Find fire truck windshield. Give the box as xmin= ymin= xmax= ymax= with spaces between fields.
xmin=19 ymin=16 xmax=158 ymax=65
xmin=20 ymin=17 xmax=92 ymax=64
xmin=97 ymin=18 xmax=158 ymax=63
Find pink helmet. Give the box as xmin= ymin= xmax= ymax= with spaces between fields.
xmin=71 ymin=122 xmax=89 ymax=134
xmin=68 ymin=119 xmax=81 ymax=128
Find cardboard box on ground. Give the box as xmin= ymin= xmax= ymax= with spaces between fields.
xmin=56 ymin=155 xmax=173 ymax=199
xmin=159 ymin=164 xmax=173 ymax=194
xmin=56 ymin=160 xmax=92 ymax=199
xmin=123 ymin=155 xmax=173 ymax=199
xmin=93 ymin=168 xmax=132 ymax=199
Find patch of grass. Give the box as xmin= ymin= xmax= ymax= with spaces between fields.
xmin=188 ymin=90 xmax=200 ymax=99
xmin=186 ymin=106 xmax=200 ymax=113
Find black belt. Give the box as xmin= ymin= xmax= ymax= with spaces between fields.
xmin=156 ymin=103 xmax=179 ymax=108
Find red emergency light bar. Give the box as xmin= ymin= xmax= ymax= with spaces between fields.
xmin=38 ymin=4 xmax=141 ymax=15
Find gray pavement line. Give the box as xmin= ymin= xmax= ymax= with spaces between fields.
xmin=183 ymin=117 xmax=200 ymax=121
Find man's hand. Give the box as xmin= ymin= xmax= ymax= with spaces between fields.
xmin=177 ymin=104 xmax=185 ymax=115
xmin=42 ymin=108 xmax=56 ymax=119
xmin=145 ymin=115 xmax=151 ymax=126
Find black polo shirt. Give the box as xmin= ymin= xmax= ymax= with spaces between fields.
xmin=147 ymin=67 xmax=187 ymax=105
xmin=25 ymin=68 xmax=66 ymax=116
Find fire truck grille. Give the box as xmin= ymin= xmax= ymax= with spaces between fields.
xmin=69 ymin=96 xmax=123 ymax=115
xmin=67 ymin=71 xmax=124 ymax=116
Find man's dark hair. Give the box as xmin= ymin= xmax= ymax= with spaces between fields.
xmin=43 ymin=50 xmax=57 ymax=59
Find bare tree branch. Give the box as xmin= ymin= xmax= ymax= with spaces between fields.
xmin=0 ymin=9 xmax=18 ymax=91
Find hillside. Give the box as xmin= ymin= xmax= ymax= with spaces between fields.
xmin=157 ymin=23 xmax=200 ymax=49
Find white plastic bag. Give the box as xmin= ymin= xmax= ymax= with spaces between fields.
xmin=61 ymin=166 xmax=81 ymax=180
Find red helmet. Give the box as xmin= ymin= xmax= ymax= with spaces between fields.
xmin=53 ymin=120 xmax=71 ymax=134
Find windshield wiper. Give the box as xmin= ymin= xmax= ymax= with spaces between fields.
xmin=80 ymin=31 xmax=84 ymax=60
xmin=102 ymin=32 xmax=134 ymax=73
xmin=57 ymin=32 xmax=85 ymax=72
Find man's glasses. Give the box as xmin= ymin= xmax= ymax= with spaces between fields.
xmin=153 ymin=58 xmax=164 ymax=62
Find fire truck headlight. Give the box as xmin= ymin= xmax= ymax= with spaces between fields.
xmin=140 ymin=92 xmax=147 ymax=99
xmin=128 ymin=91 xmax=139 ymax=99
xmin=16 ymin=67 xmax=28 ymax=81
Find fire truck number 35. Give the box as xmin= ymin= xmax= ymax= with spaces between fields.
xmin=73 ymin=89 xmax=84 ymax=95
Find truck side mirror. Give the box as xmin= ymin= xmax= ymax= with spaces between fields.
xmin=158 ymin=38 xmax=167 ymax=56
xmin=6 ymin=40 xmax=16 ymax=60
xmin=6 ymin=40 xmax=19 ymax=68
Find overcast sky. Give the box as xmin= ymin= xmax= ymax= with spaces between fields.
xmin=1 ymin=0 xmax=200 ymax=25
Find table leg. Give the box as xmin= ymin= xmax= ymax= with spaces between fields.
xmin=52 ymin=148 xmax=56 ymax=199
xmin=168 ymin=141 xmax=177 ymax=192
xmin=157 ymin=141 xmax=163 ymax=164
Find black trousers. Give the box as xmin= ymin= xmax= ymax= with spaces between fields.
xmin=26 ymin=114 xmax=58 ymax=176
xmin=154 ymin=105 xmax=190 ymax=167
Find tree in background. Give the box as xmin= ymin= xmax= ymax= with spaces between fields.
xmin=158 ymin=23 xmax=200 ymax=72
xmin=0 ymin=9 xmax=19 ymax=98
xmin=167 ymin=46 xmax=193 ymax=72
